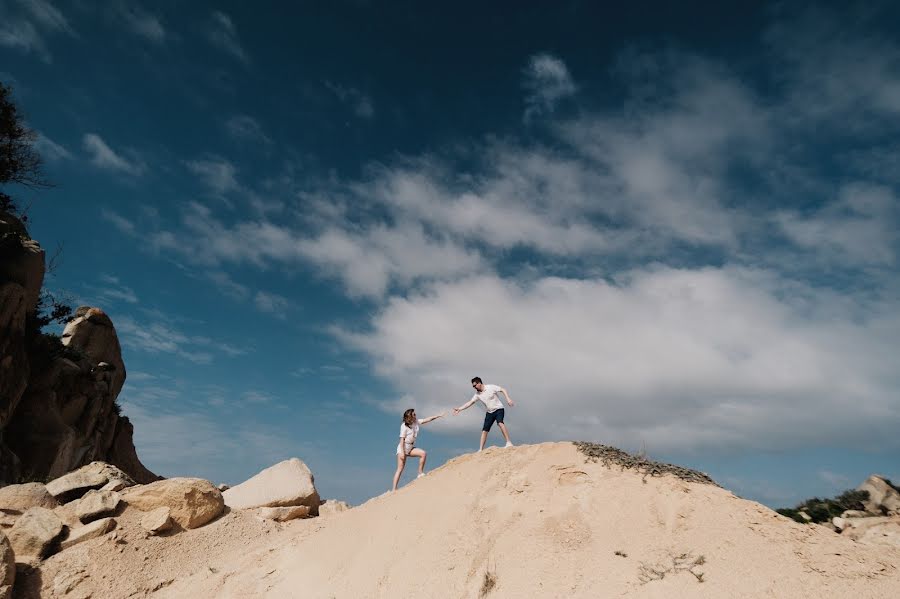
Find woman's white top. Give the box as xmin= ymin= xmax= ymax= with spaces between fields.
xmin=396 ymin=420 xmax=421 ymax=455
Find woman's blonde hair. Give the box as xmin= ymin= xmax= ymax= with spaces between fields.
xmin=402 ymin=408 xmax=416 ymax=425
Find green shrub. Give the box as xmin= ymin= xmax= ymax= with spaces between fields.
xmin=777 ymin=489 xmax=871 ymax=524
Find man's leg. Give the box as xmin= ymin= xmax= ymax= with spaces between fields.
xmin=498 ymin=422 xmax=512 ymax=445
xmin=480 ymin=411 xmax=495 ymax=451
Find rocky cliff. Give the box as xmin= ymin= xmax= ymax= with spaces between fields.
xmin=0 ymin=209 xmax=157 ymax=485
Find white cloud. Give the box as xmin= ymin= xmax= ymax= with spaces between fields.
xmin=0 ymin=19 xmax=50 ymax=61
xmin=35 ymin=132 xmax=71 ymax=161
xmin=253 ymin=290 xmax=290 ymax=316
xmin=776 ymin=183 xmax=897 ymax=266
xmin=113 ymin=0 xmax=165 ymax=43
xmin=523 ymin=53 xmax=576 ymax=122
xmin=225 ymin=114 xmax=272 ymax=145
xmin=325 ymin=82 xmax=375 ymax=119
xmin=83 ymin=133 xmax=145 ymax=176
xmin=18 ymin=0 xmax=72 ymax=33
xmin=100 ymin=209 xmax=136 ymax=235
xmin=337 ymin=267 xmax=900 ymax=453
xmin=185 ymin=157 xmax=239 ymax=195
xmin=112 ymin=313 xmax=245 ymax=365
xmin=0 ymin=0 xmax=74 ymax=62
xmin=206 ymin=10 xmax=248 ymax=64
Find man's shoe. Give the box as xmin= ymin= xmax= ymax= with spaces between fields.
xmin=505 ymin=442 xmax=514 ymax=448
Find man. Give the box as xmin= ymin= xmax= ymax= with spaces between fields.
xmin=452 ymin=376 xmax=515 ymax=451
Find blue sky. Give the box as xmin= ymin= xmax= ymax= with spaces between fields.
xmin=2 ymin=0 xmax=899 ymax=507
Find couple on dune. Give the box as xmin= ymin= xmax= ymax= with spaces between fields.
xmin=391 ymin=377 xmax=516 ymax=491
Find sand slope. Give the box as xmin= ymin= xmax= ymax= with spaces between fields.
xmin=166 ymin=442 xmax=899 ymax=598
xmin=22 ymin=442 xmax=900 ymax=598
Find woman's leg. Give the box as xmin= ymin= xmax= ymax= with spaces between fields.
xmin=407 ymin=447 xmax=427 ymax=475
xmin=392 ymin=453 xmax=406 ymax=491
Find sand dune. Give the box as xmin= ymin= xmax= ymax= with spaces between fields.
xmin=23 ymin=442 xmax=900 ymax=598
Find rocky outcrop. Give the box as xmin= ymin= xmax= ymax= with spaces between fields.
xmin=857 ymin=475 xmax=900 ymax=515
xmin=0 ymin=209 xmax=157 ymax=486
xmin=122 ymin=478 xmax=224 ymax=529
xmin=223 ymin=458 xmax=320 ymax=515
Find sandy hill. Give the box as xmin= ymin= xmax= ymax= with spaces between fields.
xmin=20 ymin=442 xmax=900 ymax=598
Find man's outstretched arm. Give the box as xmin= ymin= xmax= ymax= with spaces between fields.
xmin=499 ymin=387 xmax=515 ymax=407
xmin=453 ymin=398 xmax=477 ymax=415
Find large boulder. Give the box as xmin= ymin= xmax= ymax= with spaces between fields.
xmin=45 ymin=471 xmax=107 ymax=502
xmin=59 ymin=517 xmax=116 ymax=551
xmin=0 ymin=483 xmax=58 ymax=514
xmin=74 ymin=490 xmax=121 ymax=523
xmin=857 ymin=475 xmax=900 ymax=515
xmin=0 ymin=531 xmax=13 ymax=599
xmin=841 ymin=516 xmax=900 ymax=548
xmin=223 ymin=458 xmax=320 ymax=514
xmin=123 ymin=478 xmax=223 ymax=529
xmin=7 ymin=507 xmax=63 ymax=563
xmin=61 ymin=307 xmax=126 ymax=399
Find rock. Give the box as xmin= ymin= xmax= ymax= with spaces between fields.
xmin=6 ymin=507 xmax=64 ymax=563
xmin=140 ymin=507 xmax=173 ymax=534
xmin=223 ymin=458 xmax=320 ymax=514
xmin=123 ymin=478 xmax=223 ymax=529
xmin=0 ymin=210 xmax=45 ymax=313
xmin=75 ymin=490 xmax=121 ymax=523
xmin=45 ymin=471 xmax=107 ymax=502
xmin=217 ymin=483 xmax=230 ymax=492
xmin=841 ymin=516 xmax=900 ymax=547
xmin=52 ymin=568 xmax=89 ymax=596
xmin=53 ymin=504 xmax=81 ymax=529
xmin=857 ymin=475 xmax=900 ymax=515
xmin=832 ymin=516 xmax=846 ymax=531
xmin=798 ymin=511 xmax=812 ymax=522
xmin=841 ymin=509 xmax=869 ymax=519
xmin=256 ymin=506 xmax=311 ymax=522
xmin=0 ymin=532 xmax=14 ymax=597
xmin=0 ymin=482 xmax=58 ymax=513
xmin=59 ymin=517 xmax=116 ymax=550
xmin=318 ymin=499 xmax=351 ymax=517
xmin=61 ymin=307 xmax=126 ymax=399
xmin=78 ymin=461 xmax=137 ymax=488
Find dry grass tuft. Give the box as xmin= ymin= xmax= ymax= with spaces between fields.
xmin=574 ymin=442 xmax=718 ymax=486
xmin=479 ymin=567 xmax=497 ymax=597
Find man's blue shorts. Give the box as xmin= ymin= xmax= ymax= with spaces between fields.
xmin=482 ymin=408 xmax=505 ymax=432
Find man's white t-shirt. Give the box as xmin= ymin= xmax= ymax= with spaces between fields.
xmin=472 ymin=384 xmax=505 ymax=413
xmin=397 ymin=420 xmax=421 ymax=455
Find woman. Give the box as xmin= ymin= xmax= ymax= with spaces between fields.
xmin=392 ymin=408 xmax=445 ymax=491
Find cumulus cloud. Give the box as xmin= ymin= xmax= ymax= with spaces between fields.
xmin=776 ymin=183 xmax=897 ymax=266
xmin=83 ymin=133 xmax=145 ymax=176
xmin=337 ymin=268 xmax=900 ymax=453
xmin=523 ymin=53 xmax=576 ymax=122
xmin=206 ymin=10 xmax=249 ymax=64
xmin=119 ymin=7 xmax=900 ymax=459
